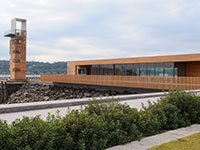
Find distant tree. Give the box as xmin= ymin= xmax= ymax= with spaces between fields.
xmin=0 ymin=60 xmax=67 ymax=74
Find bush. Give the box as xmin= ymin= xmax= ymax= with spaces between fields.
xmin=85 ymin=100 xmax=142 ymax=146
xmin=141 ymin=102 xmax=182 ymax=132
xmin=0 ymin=91 xmax=200 ymax=149
xmin=161 ymin=91 xmax=200 ymax=124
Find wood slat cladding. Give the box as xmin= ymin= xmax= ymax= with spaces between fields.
xmin=67 ymin=53 xmax=200 ymax=75
xmin=41 ymin=74 xmax=200 ymax=90
xmin=68 ymin=53 xmax=200 ymax=65
xmin=186 ymin=62 xmax=200 ymax=77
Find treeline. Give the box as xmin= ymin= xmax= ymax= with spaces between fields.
xmin=0 ymin=60 xmax=67 ymax=74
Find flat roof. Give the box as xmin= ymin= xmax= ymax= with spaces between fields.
xmin=67 ymin=53 xmax=200 ymax=66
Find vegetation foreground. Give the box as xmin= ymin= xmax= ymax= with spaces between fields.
xmin=0 ymin=91 xmax=200 ymax=150
xmin=149 ymin=132 xmax=200 ymax=150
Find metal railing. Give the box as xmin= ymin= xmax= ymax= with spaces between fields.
xmin=26 ymin=77 xmax=41 ymax=81
xmin=4 ymin=29 xmax=26 ymax=37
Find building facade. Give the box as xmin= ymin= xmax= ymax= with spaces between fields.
xmin=67 ymin=53 xmax=200 ymax=77
xmin=41 ymin=54 xmax=200 ymax=90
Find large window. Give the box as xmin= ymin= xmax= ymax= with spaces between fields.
xmin=164 ymin=63 xmax=174 ymax=76
xmin=91 ymin=65 xmax=99 ymax=75
xmin=133 ymin=64 xmax=140 ymax=76
xmin=147 ymin=63 xmax=155 ymax=76
xmin=115 ymin=64 xmax=127 ymax=75
xmin=90 ymin=62 xmax=185 ymax=77
xmin=99 ymin=64 xmax=114 ymax=75
xmin=140 ymin=63 xmax=147 ymax=76
xmin=155 ymin=63 xmax=164 ymax=76
xmin=126 ymin=64 xmax=133 ymax=75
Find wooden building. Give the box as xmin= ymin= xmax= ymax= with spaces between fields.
xmin=67 ymin=53 xmax=200 ymax=77
xmin=41 ymin=53 xmax=200 ymax=90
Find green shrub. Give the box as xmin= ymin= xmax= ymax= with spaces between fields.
xmin=160 ymin=91 xmax=200 ymax=124
xmin=141 ymin=101 xmax=182 ymax=131
xmin=0 ymin=120 xmax=13 ymax=150
xmin=9 ymin=116 xmax=57 ymax=150
xmin=139 ymin=103 xmax=163 ymax=136
xmin=85 ymin=100 xmax=142 ymax=146
xmin=0 ymin=90 xmax=200 ymax=149
xmin=61 ymin=109 xmax=107 ymax=150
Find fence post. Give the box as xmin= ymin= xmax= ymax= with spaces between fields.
xmin=1 ymin=82 xmax=4 ymax=103
xmin=0 ymin=82 xmax=2 ymax=103
xmin=4 ymin=82 xmax=7 ymax=103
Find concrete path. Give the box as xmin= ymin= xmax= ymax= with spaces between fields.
xmin=0 ymin=92 xmax=165 ymax=114
xmin=0 ymin=89 xmax=200 ymax=123
xmin=0 ymin=96 xmax=159 ymax=124
xmin=107 ymin=124 xmax=200 ymax=150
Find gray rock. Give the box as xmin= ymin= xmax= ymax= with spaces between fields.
xmin=5 ymin=83 xmax=133 ymax=104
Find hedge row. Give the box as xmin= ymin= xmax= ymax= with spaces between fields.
xmin=0 ymin=91 xmax=200 ymax=150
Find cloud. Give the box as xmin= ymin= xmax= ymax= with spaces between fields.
xmin=27 ymin=37 xmax=128 ymax=62
xmin=0 ymin=0 xmax=200 ymax=62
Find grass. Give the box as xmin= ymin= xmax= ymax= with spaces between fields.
xmin=148 ymin=132 xmax=200 ymax=150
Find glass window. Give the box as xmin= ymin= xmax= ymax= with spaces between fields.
xmin=115 ymin=64 xmax=127 ymax=75
xmin=99 ymin=64 xmax=114 ymax=75
xmin=104 ymin=64 xmax=114 ymax=75
xmin=164 ymin=63 xmax=174 ymax=76
xmin=147 ymin=63 xmax=155 ymax=76
xmin=90 ymin=62 xmax=181 ymax=77
xmin=132 ymin=64 xmax=140 ymax=76
xmin=99 ymin=65 xmax=105 ymax=75
xmin=126 ymin=64 xmax=134 ymax=75
xmin=91 ymin=65 xmax=99 ymax=75
xmin=78 ymin=69 xmax=86 ymax=75
xmin=140 ymin=63 xmax=147 ymax=76
xmin=155 ymin=63 xmax=164 ymax=76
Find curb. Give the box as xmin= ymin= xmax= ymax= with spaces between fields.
xmin=107 ymin=124 xmax=200 ymax=150
xmin=0 ymin=90 xmax=200 ymax=114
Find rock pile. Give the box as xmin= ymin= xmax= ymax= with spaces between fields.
xmin=7 ymin=83 xmax=132 ymax=104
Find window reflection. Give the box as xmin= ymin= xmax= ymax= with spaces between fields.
xmin=164 ymin=63 xmax=174 ymax=76
xmin=133 ymin=64 xmax=140 ymax=76
xmin=91 ymin=65 xmax=99 ymax=75
xmin=90 ymin=62 xmax=186 ymax=77
xmin=99 ymin=64 xmax=114 ymax=75
xmin=140 ymin=63 xmax=147 ymax=76
xmin=147 ymin=63 xmax=155 ymax=76
xmin=115 ymin=64 xmax=126 ymax=75
xmin=126 ymin=64 xmax=133 ymax=75
xmin=155 ymin=63 xmax=164 ymax=76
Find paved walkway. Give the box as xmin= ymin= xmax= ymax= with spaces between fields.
xmin=107 ymin=124 xmax=200 ymax=150
xmin=0 ymin=96 xmax=159 ymax=124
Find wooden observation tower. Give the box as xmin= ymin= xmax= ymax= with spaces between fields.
xmin=4 ymin=18 xmax=27 ymax=80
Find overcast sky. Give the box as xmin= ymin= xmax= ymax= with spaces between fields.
xmin=0 ymin=0 xmax=200 ymax=62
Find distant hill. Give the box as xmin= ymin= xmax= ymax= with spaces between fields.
xmin=0 ymin=60 xmax=67 ymax=74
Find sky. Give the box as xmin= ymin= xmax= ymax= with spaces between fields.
xmin=0 ymin=0 xmax=200 ymax=62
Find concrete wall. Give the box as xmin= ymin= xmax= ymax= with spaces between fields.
xmin=0 ymin=82 xmax=23 ymax=103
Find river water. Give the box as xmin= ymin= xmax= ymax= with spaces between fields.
xmin=0 ymin=75 xmax=40 ymax=79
